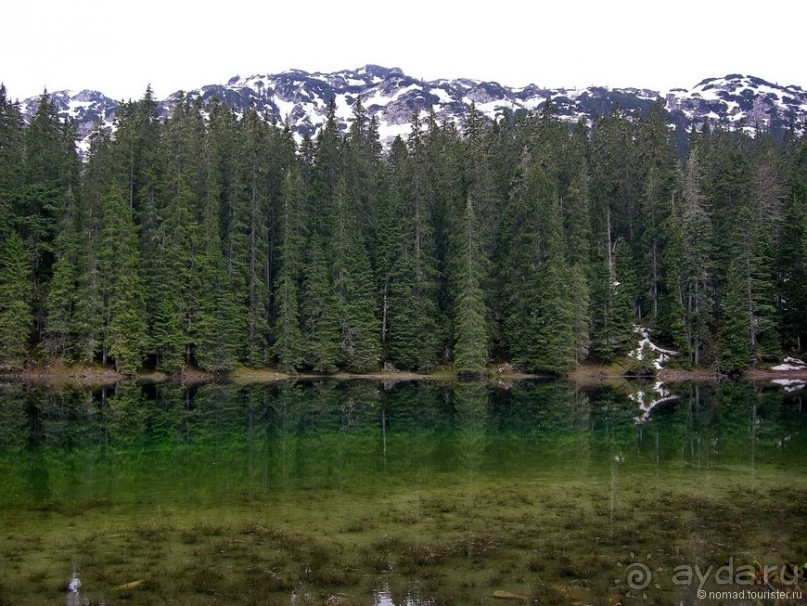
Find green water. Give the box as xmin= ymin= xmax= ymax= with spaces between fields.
xmin=0 ymin=379 xmax=805 ymax=605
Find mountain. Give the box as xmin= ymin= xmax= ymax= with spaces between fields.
xmin=16 ymin=66 xmax=807 ymax=155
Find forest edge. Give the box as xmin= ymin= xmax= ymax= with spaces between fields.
xmin=2 ymin=361 xmax=806 ymax=387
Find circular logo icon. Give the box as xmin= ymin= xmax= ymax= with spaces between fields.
xmin=625 ymin=562 xmax=652 ymax=590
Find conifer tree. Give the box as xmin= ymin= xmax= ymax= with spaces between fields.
xmin=345 ymin=97 xmax=379 ymax=247
xmin=131 ymin=86 xmax=169 ymax=341
xmin=499 ymin=153 xmax=533 ymax=362
xmin=463 ymin=102 xmax=500 ymax=265
xmin=190 ymin=102 xmax=243 ymax=372
xmin=570 ymin=266 xmax=591 ymax=364
xmin=45 ymin=187 xmax=81 ymax=359
xmin=273 ymin=168 xmax=305 ymax=371
xmin=589 ymin=108 xmax=640 ymax=255
xmin=192 ymin=282 xmax=241 ymax=372
xmin=112 ymin=86 xmax=162 ymax=218
xmin=374 ymin=151 xmax=403 ymax=352
xmin=151 ymin=299 xmax=183 ymax=373
xmin=70 ymin=126 xmax=115 ymax=364
xmin=502 ymin=158 xmax=575 ymax=372
xmin=20 ymin=93 xmax=79 ymax=340
xmin=310 ymin=97 xmax=343 ymax=234
xmin=330 ymin=178 xmax=380 ymax=372
xmin=589 ymin=240 xmax=636 ymax=362
xmin=751 ymin=224 xmax=780 ymax=361
xmin=382 ymin=134 xmax=441 ymax=371
xmin=779 ymin=138 xmax=807 ymax=350
xmin=701 ymin=128 xmax=753 ymax=273
xmin=680 ymin=148 xmax=715 ymax=365
xmin=424 ymin=116 xmax=461 ymax=353
xmin=0 ymin=85 xmax=25 ymax=233
xmin=561 ymin=152 xmax=593 ymax=364
xmin=159 ymin=180 xmax=195 ymax=364
xmin=45 ymin=253 xmax=77 ymax=360
xmin=301 ymin=237 xmax=340 ymax=372
xmin=231 ymin=106 xmax=272 ymax=365
xmin=453 ymin=196 xmax=488 ymax=375
xmin=0 ymin=232 xmax=31 ymax=369
xmin=99 ymin=184 xmax=147 ymax=373
xmin=657 ymin=204 xmax=689 ymax=356
xmin=154 ymin=96 xmax=213 ymax=367
xmin=716 ymin=260 xmax=753 ymax=374
xmin=635 ymin=100 xmax=676 ymax=320
xmin=730 ymin=206 xmax=780 ymax=364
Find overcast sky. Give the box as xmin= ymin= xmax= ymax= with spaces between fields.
xmin=3 ymin=0 xmax=805 ymax=101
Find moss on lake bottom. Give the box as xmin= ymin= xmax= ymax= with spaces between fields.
xmin=2 ymin=471 xmax=806 ymax=605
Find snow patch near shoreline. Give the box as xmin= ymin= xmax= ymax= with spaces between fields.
xmin=629 ymin=326 xmax=678 ymax=370
xmin=625 ymin=326 xmax=681 ymax=424
xmin=771 ymin=357 xmax=807 ymax=371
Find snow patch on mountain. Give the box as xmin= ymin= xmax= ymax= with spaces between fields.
xmin=665 ymin=74 xmax=807 ymax=134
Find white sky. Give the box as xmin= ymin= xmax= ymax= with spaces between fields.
xmin=2 ymin=0 xmax=805 ymax=101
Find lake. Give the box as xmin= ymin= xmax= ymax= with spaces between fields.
xmin=0 ymin=379 xmax=805 ymax=605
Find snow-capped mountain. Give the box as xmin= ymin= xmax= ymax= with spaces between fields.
xmin=665 ymin=74 xmax=807 ymax=131
xmin=18 ymin=89 xmax=117 ymax=151
xmin=16 ymin=66 xmax=807 ymax=155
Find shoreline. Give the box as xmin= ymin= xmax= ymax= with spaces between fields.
xmin=1 ymin=362 xmax=806 ymax=387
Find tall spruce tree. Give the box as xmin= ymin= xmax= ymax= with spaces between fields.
xmin=716 ymin=260 xmax=753 ymax=374
xmin=99 ymin=184 xmax=147 ymax=373
xmin=563 ymin=155 xmax=593 ymax=364
xmin=0 ymin=232 xmax=31 ymax=369
xmin=301 ymin=236 xmax=340 ymax=372
xmin=383 ymin=131 xmax=441 ymax=371
xmin=44 ymin=186 xmax=82 ymax=359
xmin=452 ymin=196 xmax=488 ymax=375
xmin=680 ymin=148 xmax=715 ymax=366
xmin=330 ymin=178 xmax=380 ymax=372
xmin=231 ymin=106 xmax=272 ymax=365
xmin=502 ymin=157 xmax=575 ymax=372
xmin=154 ymin=96 xmax=212 ymax=367
xmin=780 ymin=137 xmax=807 ymax=350
xmin=190 ymin=102 xmax=242 ymax=372
xmin=635 ymin=100 xmax=676 ymax=320
xmin=151 ymin=299 xmax=183 ymax=373
xmin=0 ymin=85 xmax=25 ymax=234
xmin=590 ymin=242 xmax=636 ymax=362
xmin=657 ymin=202 xmax=689 ymax=356
xmin=273 ymin=167 xmax=305 ymax=371
xmin=730 ymin=205 xmax=780 ymax=364
xmin=375 ymin=151 xmax=402 ymax=360
xmin=21 ymin=93 xmax=79 ymax=340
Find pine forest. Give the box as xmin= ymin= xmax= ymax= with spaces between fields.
xmin=1 ymin=85 xmax=806 ymax=377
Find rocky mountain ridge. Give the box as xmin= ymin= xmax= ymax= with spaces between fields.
xmin=15 ymin=66 xmax=807 ymax=154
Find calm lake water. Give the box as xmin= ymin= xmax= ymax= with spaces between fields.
xmin=0 ymin=379 xmax=805 ymax=605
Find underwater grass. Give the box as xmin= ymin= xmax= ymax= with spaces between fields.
xmin=1 ymin=467 xmax=806 ymax=605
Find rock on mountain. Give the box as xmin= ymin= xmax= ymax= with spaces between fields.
xmin=15 ymin=66 xmax=807 ymax=155
xmin=665 ymin=74 xmax=807 ymax=132
xmin=18 ymin=89 xmax=116 ymax=152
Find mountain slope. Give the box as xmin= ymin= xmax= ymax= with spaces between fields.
xmin=16 ymin=66 xmax=807 ymax=154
